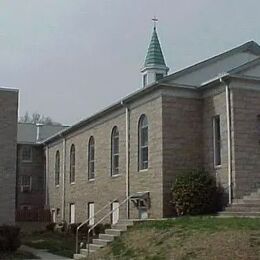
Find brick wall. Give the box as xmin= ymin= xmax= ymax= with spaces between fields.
xmin=16 ymin=144 xmax=45 ymax=210
xmin=231 ymin=83 xmax=260 ymax=198
xmin=0 ymin=89 xmax=18 ymax=225
xmin=162 ymin=95 xmax=203 ymax=217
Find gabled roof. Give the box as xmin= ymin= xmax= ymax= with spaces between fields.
xmin=143 ymin=27 xmax=167 ymax=67
xmin=17 ymin=123 xmax=69 ymax=144
xmin=43 ymin=41 xmax=260 ymax=145
xmin=161 ymin=41 xmax=260 ymax=86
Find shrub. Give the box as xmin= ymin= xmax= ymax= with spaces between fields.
xmin=68 ymin=223 xmax=81 ymax=234
xmin=94 ymin=223 xmax=105 ymax=236
xmin=46 ymin=222 xmax=56 ymax=232
xmin=172 ymin=169 xmax=223 ymax=216
xmin=0 ymin=225 xmax=21 ymax=252
xmin=104 ymin=223 xmax=111 ymax=230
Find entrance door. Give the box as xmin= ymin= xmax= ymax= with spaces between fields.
xmin=70 ymin=203 xmax=75 ymax=224
xmin=88 ymin=203 xmax=95 ymax=226
xmin=112 ymin=202 xmax=119 ymax=224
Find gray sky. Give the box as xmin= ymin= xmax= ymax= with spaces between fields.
xmin=1 ymin=0 xmax=260 ymax=125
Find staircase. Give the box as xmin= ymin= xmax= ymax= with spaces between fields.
xmin=219 ymin=188 xmax=260 ymax=217
xmin=73 ymin=219 xmax=134 ymax=260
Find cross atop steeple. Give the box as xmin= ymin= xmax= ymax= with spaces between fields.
xmin=152 ymin=16 xmax=158 ymax=30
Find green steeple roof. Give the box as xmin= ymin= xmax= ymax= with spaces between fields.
xmin=144 ymin=27 xmax=166 ymax=67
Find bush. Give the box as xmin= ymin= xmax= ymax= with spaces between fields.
xmin=0 ymin=225 xmax=21 ymax=252
xmin=94 ymin=224 xmax=105 ymax=236
xmin=68 ymin=223 xmax=81 ymax=234
xmin=46 ymin=222 xmax=56 ymax=232
xmin=172 ymin=169 xmax=223 ymax=216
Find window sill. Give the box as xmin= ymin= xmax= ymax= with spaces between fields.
xmin=139 ymin=169 xmax=148 ymax=173
xmin=214 ymin=165 xmax=222 ymax=170
xmin=55 ymin=185 xmax=60 ymax=188
xmin=88 ymin=179 xmax=95 ymax=182
xmin=70 ymin=182 xmax=76 ymax=185
xmin=111 ymin=174 xmax=122 ymax=179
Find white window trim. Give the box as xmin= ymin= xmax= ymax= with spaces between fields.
xmin=20 ymin=175 xmax=32 ymax=192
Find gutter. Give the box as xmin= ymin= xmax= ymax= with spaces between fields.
xmin=62 ymin=137 xmax=66 ymax=220
xmin=121 ymin=100 xmax=130 ymax=218
xmin=220 ymin=77 xmax=233 ymax=204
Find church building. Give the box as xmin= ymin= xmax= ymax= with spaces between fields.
xmin=42 ymin=23 xmax=260 ymax=223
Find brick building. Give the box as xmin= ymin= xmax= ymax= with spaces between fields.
xmin=16 ymin=123 xmax=68 ymax=211
xmin=0 ymin=88 xmax=18 ymax=225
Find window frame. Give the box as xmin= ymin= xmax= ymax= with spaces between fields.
xmin=143 ymin=74 xmax=147 ymax=87
xmin=21 ymin=145 xmax=32 ymax=162
xmin=69 ymin=203 xmax=75 ymax=224
xmin=111 ymin=126 xmax=119 ymax=176
xmin=55 ymin=151 xmax=60 ymax=186
xmin=88 ymin=136 xmax=95 ymax=180
xmin=138 ymin=114 xmax=149 ymax=171
xmin=69 ymin=144 xmax=76 ymax=184
xmin=213 ymin=115 xmax=221 ymax=168
xmin=20 ymin=175 xmax=32 ymax=193
xmin=155 ymin=73 xmax=164 ymax=81
xmin=88 ymin=202 xmax=95 ymax=226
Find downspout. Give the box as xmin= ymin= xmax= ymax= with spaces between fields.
xmin=220 ymin=77 xmax=232 ymax=204
xmin=45 ymin=145 xmax=49 ymax=208
xmin=121 ymin=100 xmax=130 ymax=219
xmin=62 ymin=137 xmax=66 ymax=220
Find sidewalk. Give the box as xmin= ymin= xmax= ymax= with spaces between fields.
xmin=20 ymin=245 xmax=73 ymax=260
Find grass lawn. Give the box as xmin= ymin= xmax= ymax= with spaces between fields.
xmin=22 ymin=231 xmax=75 ymax=258
xmin=0 ymin=249 xmax=39 ymax=260
xmin=97 ymin=217 xmax=260 ymax=260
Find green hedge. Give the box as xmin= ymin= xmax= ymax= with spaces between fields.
xmin=172 ymin=169 xmax=223 ymax=216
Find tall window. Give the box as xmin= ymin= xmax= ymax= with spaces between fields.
xmin=70 ymin=144 xmax=75 ymax=183
xmin=213 ymin=115 xmax=221 ymax=167
xmin=21 ymin=145 xmax=32 ymax=162
xmin=111 ymin=126 xmax=119 ymax=176
xmin=88 ymin=136 xmax=95 ymax=180
xmin=138 ymin=114 xmax=148 ymax=170
xmin=55 ymin=151 xmax=60 ymax=186
xmin=143 ymin=74 xmax=147 ymax=87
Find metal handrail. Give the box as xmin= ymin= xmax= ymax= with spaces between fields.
xmin=75 ymin=199 xmax=117 ymax=254
xmin=86 ymin=194 xmax=133 ymax=255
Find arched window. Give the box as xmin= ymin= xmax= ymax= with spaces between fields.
xmin=138 ymin=114 xmax=148 ymax=170
xmin=111 ymin=126 xmax=119 ymax=176
xmin=88 ymin=137 xmax=95 ymax=180
xmin=70 ymin=144 xmax=75 ymax=183
xmin=55 ymin=151 xmax=60 ymax=186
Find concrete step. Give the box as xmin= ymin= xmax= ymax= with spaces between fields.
xmin=225 ymin=207 xmax=260 ymax=212
xmin=219 ymin=211 xmax=260 ymax=217
xmin=111 ymin=224 xmax=128 ymax=231
xmin=74 ymin=253 xmax=87 ymax=260
xmin=92 ymin=238 xmax=111 ymax=246
xmin=105 ymin=229 xmax=122 ymax=236
xmin=117 ymin=219 xmax=134 ymax=226
xmin=80 ymin=248 xmax=97 ymax=256
xmin=242 ymin=199 xmax=260 ymax=204
xmin=99 ymin=233 xmax=116 ymax=241
xmin=88 ymin=243 xmax=104 ymax=251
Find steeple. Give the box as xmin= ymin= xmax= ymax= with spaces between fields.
xmin=141 ymin=18 xmax=169 ymax=88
